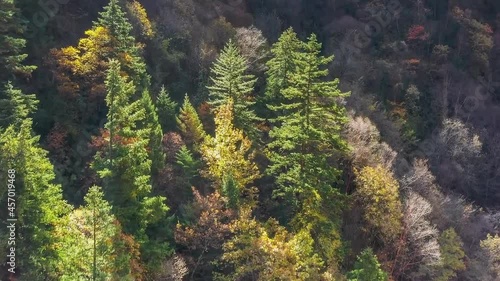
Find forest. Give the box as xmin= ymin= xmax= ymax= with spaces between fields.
xmin=1 ymin=0 xmax=500 ymax=280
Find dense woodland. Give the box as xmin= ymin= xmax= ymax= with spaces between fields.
xmin=1 ymin=0 xmax=500 ymax=280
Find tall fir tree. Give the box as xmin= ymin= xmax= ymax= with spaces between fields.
xmin=0 ymin=0 xmax=36 ymax=83
xmin=0 ymin=91 xmax=70 ymax=280
xmin=92 ymin=60 xmax=169 ymax=267
xmin=264 ymin=27 xmax=302 ymax=108
xmin=140 ymin=89 xmax=165 ymax=175
xmin=95 ymin=0 xmax=148 ymax=88
xmin=347 ymin=248 xmax=389 ymax=281
xmin=55 ymin=186 xmax=137 ymax=281
xmin=207 ymin=40 xmax=260 ymax=138
xmin=267 ymin=33 xmax=349 ymax=206
xmin=0 ymin=82 xmax=38 ymax=128
xmin=176 ymin=94 xmax=206 ymax=152
xmin=156 ymin=85 xmax=178 ymax=133
xmin=266 ymin=33 xmax=350 ymax=265
xmin=201 ymin=100 xmax=260 ymax=205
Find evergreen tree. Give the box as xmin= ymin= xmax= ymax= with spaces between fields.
xmin=207 ymin=40 xmax=260 ymax=138
xmin=176 ymin=94 xmax=206 ymax=152
xmin=0 ymin=0 xmax=36 ymax=82
xmin=140 ymin=89 xmax=165 ymax=174
xmin=201 ymin=100 xmax=260 ymax=202
xmin=347 ymin=248 xmax=388 ymax=281
xmin=96 ymin=0 xmax=147 ymax=87
xmin=221 ymin=173 xmax=239 ymax=209
xmin=264 ymin=27 xmax=301 ymax=107
xmin=266 ymin=33 xmax=349 ymax=265
xmin=55 ymin=186 xmax=136 ymax=281
xmin=92 ymin=60 xmax=169 ymax=265
xmin=156 ymin=85 xmax=178 ymax=132
xmin=0 ymin=101 xmax=70 ymax=279
xmin=267 ymin=33 xmax=349 ymax=208
xmin=0 ymin=82 xmax=38 ymax=128
xmin=175 ymin=145 xmax=200 ymax=185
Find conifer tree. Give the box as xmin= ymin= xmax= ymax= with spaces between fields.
xmin=201 ymin=100 xmax=260 ymax=200
xmin=95 ymin=0 xmax=148 ymax=87
xmin=55 ymin=186 xmax=136 ymax=280
xmin=157 ymin=85 xmax=178 ymax=132
xmin=264 ymin=27 xmax=302 ymax=105
xmin=0 ymin=97 xmax=70 ymax=279
xmin=266 ymin=33 xmax=349 ymax=266
xmin=140 ymin=89 xmax=165 ymax=174
xmin=207 ymin=40 xmax=260 ymax=138
xmin=177 ymin=94 xmax=206 ymax=152
xmin=267 ymin=33 xmax=349 ymax=208
xmin=0 ymin=0 xmax=36 ymax=82
xmin=92 ymin=60 xmax=169 ymax=262
xmin=347 ymin=248 xmax=388 ymax=281
xmin=0 ymin=82 xmax=38 ymax=128
xmin=175 ymin=145 xmax=200 ymax=185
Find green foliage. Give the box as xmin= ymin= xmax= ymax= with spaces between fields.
xmin=0 ymin=117 xmax=70 ymax=280
xmin=264 ymin=27 xmax=301 ymax=106
xmin=201 ymin=100 xmax=260 ymax=203
xmin=0 ymin=0 xmax=36 ymax=82
xmin=207 ymin=40 xmax=260 ymax=138
xmin=347 ymin=248 xmax=388 ymax=281
xmin=140 ymin=88 xmax=165 ymax=174
xmin=266 ymin=32 xmax=349 ymax=267
xmin=177 ymin=94 xmax=206 ymax=151
xmin=267 ymin=32 xmax=349 ymax=207
xmin=96 ymin=0 xmax=147 ymax=87
xmin=92 ymin=60 xmax=169 ymax=266
xmin=156 ymin=85 xmax=178 ymax=132
xmin=55 ymin=186 xmax=135 ymax=280
xmin=354 ymin=165 xmax=402 ymax=243
xmin=217 ymin=208 xmax=324 ymax=281
xmin=175 ymin=145 xmax=200 ymax=185
xmin=0 ymin=82 xmax=38 ymax=128
xmin=221 ymin=173 xmax=239 ymax=209
xmin=480 ymin=233 xmax=500 ymax=278
xmin=434 ymin=228 xmax=465 ymax=281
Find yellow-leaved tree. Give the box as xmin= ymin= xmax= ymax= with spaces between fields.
xmin=355 ymin=165 xmax=403 ymax=243
xmin=201 ymin=99 xmax=260 ymax=207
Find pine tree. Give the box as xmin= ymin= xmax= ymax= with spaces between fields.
xmin=0 ymin=102 xmax=70 ymax=279
xmin=176 ymin=94 xmax=206 ymax=152
xmin=92 ymin=60 xmax=169 ymax=263
xmin=0 ymin=0 xmax=36 ymax=82
xmin=175 ymin=145 xmax=200 ymax=185
xmin=140 ymin=89 xmax=165 ymax=174
xmin=0 ymin=82 xmax=38 ymax=128
xmin=156 ymin=85 xmax=178 ymax=132
xmin=201 ymin=100 xmax=260 ymax=201
xmin=347 ymin=248 xmax=388 ymax=281
xmin=96 ymin=0 xmax=137 ymax=55
xmin=266 ymin=33 xmax=350 ymax=266
xmin=264 ymin=27 xmax=302 ymax=106
xmin=221 ymin=173 xmax=239 ymax=209
xmin=96 ymin=0 xmax=148 ymax=87
xmin=267 ymin=33 xmax=349 ymax=208
xmin=55 ymin=186 xmax=136 ymax=280
xmin=207 ymin=40 xmax=260 ymax=138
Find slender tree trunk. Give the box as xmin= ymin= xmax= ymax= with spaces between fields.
xmin=93 ymin=204 xmax=97 ymax=281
